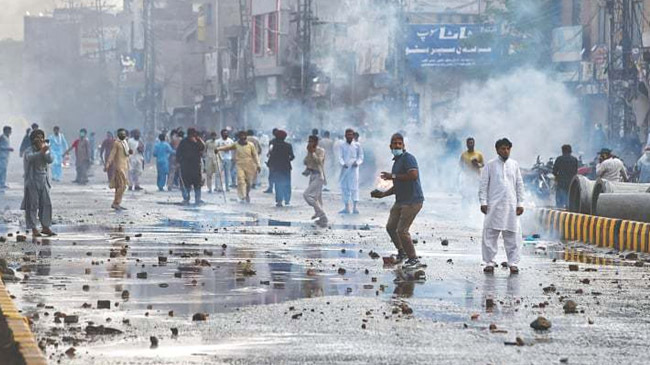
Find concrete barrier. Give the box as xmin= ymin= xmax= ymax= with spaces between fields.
xmin=537 ymin=208 xmax=625 ymax=251
xmin=0 ymin=279 xmax=47 ymax=365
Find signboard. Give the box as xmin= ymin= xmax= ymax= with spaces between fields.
xmin=405 ymin=24 xmax=496 ymax=68
xmin=551 ymin=26 xmax=583 ymax=62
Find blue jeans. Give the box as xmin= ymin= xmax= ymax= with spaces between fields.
xmin=274 ymin=171 xmax=291 ymax=204
xmin=556 ymin=186 xmax=568 ymax=209
xmin=156 ymin=162 xmax=169 ymax=191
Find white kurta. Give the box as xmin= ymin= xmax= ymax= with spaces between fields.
xmin=338 ymin=141 xmax=364 ymax=202
xmin=128 ymin=138 xmax=144 ymax=173
xmin=596 ymin=157 xmax=627 ymax=182
xmin=479 ymin=157 xmax=524 ymax=232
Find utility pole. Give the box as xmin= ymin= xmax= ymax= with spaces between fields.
xmin=606 ymin=0 xmax=642 ymax=144
xmin=297 ymin=0 xmax=313 ymax=104
xmin=238 ymin=0 xmax=256 ymax=129
xmin=143 ymin=0 xmax=156 ymax=134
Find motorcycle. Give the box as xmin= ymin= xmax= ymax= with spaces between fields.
xmin=521 ymin=156 xmax=555 ymax=201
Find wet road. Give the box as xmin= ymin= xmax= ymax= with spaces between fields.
xmin=2 ymin=175 xmax=650 ymax=364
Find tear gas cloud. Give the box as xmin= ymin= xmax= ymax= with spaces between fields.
xmin=443 ymin=68 xmax=584 ymax=164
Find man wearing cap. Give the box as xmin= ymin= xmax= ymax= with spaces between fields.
xmin=596 ymin=148 xmax=628 ymax=182
xmin=372 ymin=133 xmax=425 ymax=270
xmin=21 ymin=129 xmax=56 ymax=236
xmin=479 ymin=138 xmax=525 ymax=275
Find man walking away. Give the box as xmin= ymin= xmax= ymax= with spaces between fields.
xmin=48 ymin=126 xmax=68 ymax=182
xmin=215 ymin=129 xmax=234 ymax=192
xmin=458 ymin=137 xmax=484 ymax=206
xmin=104 ymin=128 xmax=131 ymax=210
xmin=64 ymin=128 xmax=92 ymax=184
xmin=218 ymin=131 xmax=260 ymax=203
xmin=176 ymin=128 xmax=205 ymax=205
xmin=304 ymin=135 xmax=328 ymax=227
xmin=204 ymin=132 xmax=220 ymax=193
xmin=371 ymin=133 xmax=425 ymax=270
xmin=21 ymin=129 xmax=56 ymax=237
xmin=596 ymin=148 xmax=628 ymax=182
xmin=20 ymin=123 xmax=38 ymax=158
xmin=128 ymin=129 xmax=145 ymax=190
xmin=100 ymin=131 xmax=115 ymax=183
xmin=479 ymin=138 xmax=525 ymax=275
xmin=635 ymin=147 xmax=650 ymax=183
xmin=339 ymin=128 xmax=364 ymax=214
xmin=267 ymin=130 xmax=294 ymax=207
xmin=0 ymin=126 xmax=13 ymax=190
xmin=153 ymin=133 xmax=174 ymax=191
xmin=552 ymin=144 xmax=578 ymax=208
xmin=264 ymin=128 xmax=279 ymax=194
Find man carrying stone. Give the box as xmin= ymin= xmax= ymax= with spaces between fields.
xmin=372 ymin=133 xmax=425 ymax=270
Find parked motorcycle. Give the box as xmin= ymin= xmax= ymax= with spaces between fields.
xmin=521 ymin=156 xmax=555 ymax=200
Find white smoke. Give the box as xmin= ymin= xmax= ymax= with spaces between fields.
xmin=443 ymin=68 xmax=583 ymax=165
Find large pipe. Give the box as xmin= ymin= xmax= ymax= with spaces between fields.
xmin=568 ymin=175 xmax=595 ymax=214
xmin=595 ymin=193 xmax=650 ymax=223
xmin=590 ymin=179 xmax=650 ymax=215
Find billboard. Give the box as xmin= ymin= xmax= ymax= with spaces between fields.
xmin=405 ymin=24 xmax=496 ymax=68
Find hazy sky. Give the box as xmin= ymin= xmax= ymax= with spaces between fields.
xmin=0 ymin=0 xmax=122 ymax=40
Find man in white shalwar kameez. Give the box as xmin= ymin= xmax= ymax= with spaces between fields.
xmin=128 ymin=129 xmax=145 ymax=190
xmin=479 ymin=138 xmax=524 ymax=274
xmin=338 ymin=128 xmax=364 ymax=214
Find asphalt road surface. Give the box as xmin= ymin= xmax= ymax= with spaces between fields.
xmin=1 ymin=165 xmax=650 ymax=364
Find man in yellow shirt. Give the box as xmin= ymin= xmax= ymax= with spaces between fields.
xmin=459 ymin=137 xmax=484 ymax=205
xmin=217 ymin=131 xmax=260 ymax=203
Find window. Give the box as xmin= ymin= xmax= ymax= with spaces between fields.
xmin=267 ymin=12 xmax=278 ymax=54
xmin=253 ymin=15 xmax=264 ymax=55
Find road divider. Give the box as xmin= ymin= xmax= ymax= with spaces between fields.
xmin=0 ymin=279 xmax=47 ymax=365
xmin=536 ymin=208 xmax=650 ymax=253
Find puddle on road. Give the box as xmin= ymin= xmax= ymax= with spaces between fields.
xmin=7 ymin=218 xmax=461 ymax=322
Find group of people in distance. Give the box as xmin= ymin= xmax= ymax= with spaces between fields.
xmin=3 ymin=120 xmax=533 ymax=273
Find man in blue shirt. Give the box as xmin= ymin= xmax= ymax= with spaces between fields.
xmin=372 ymin=133 xmax=425 ymax=270
xmin=153 ymin=133 xmax=174 ymax=191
